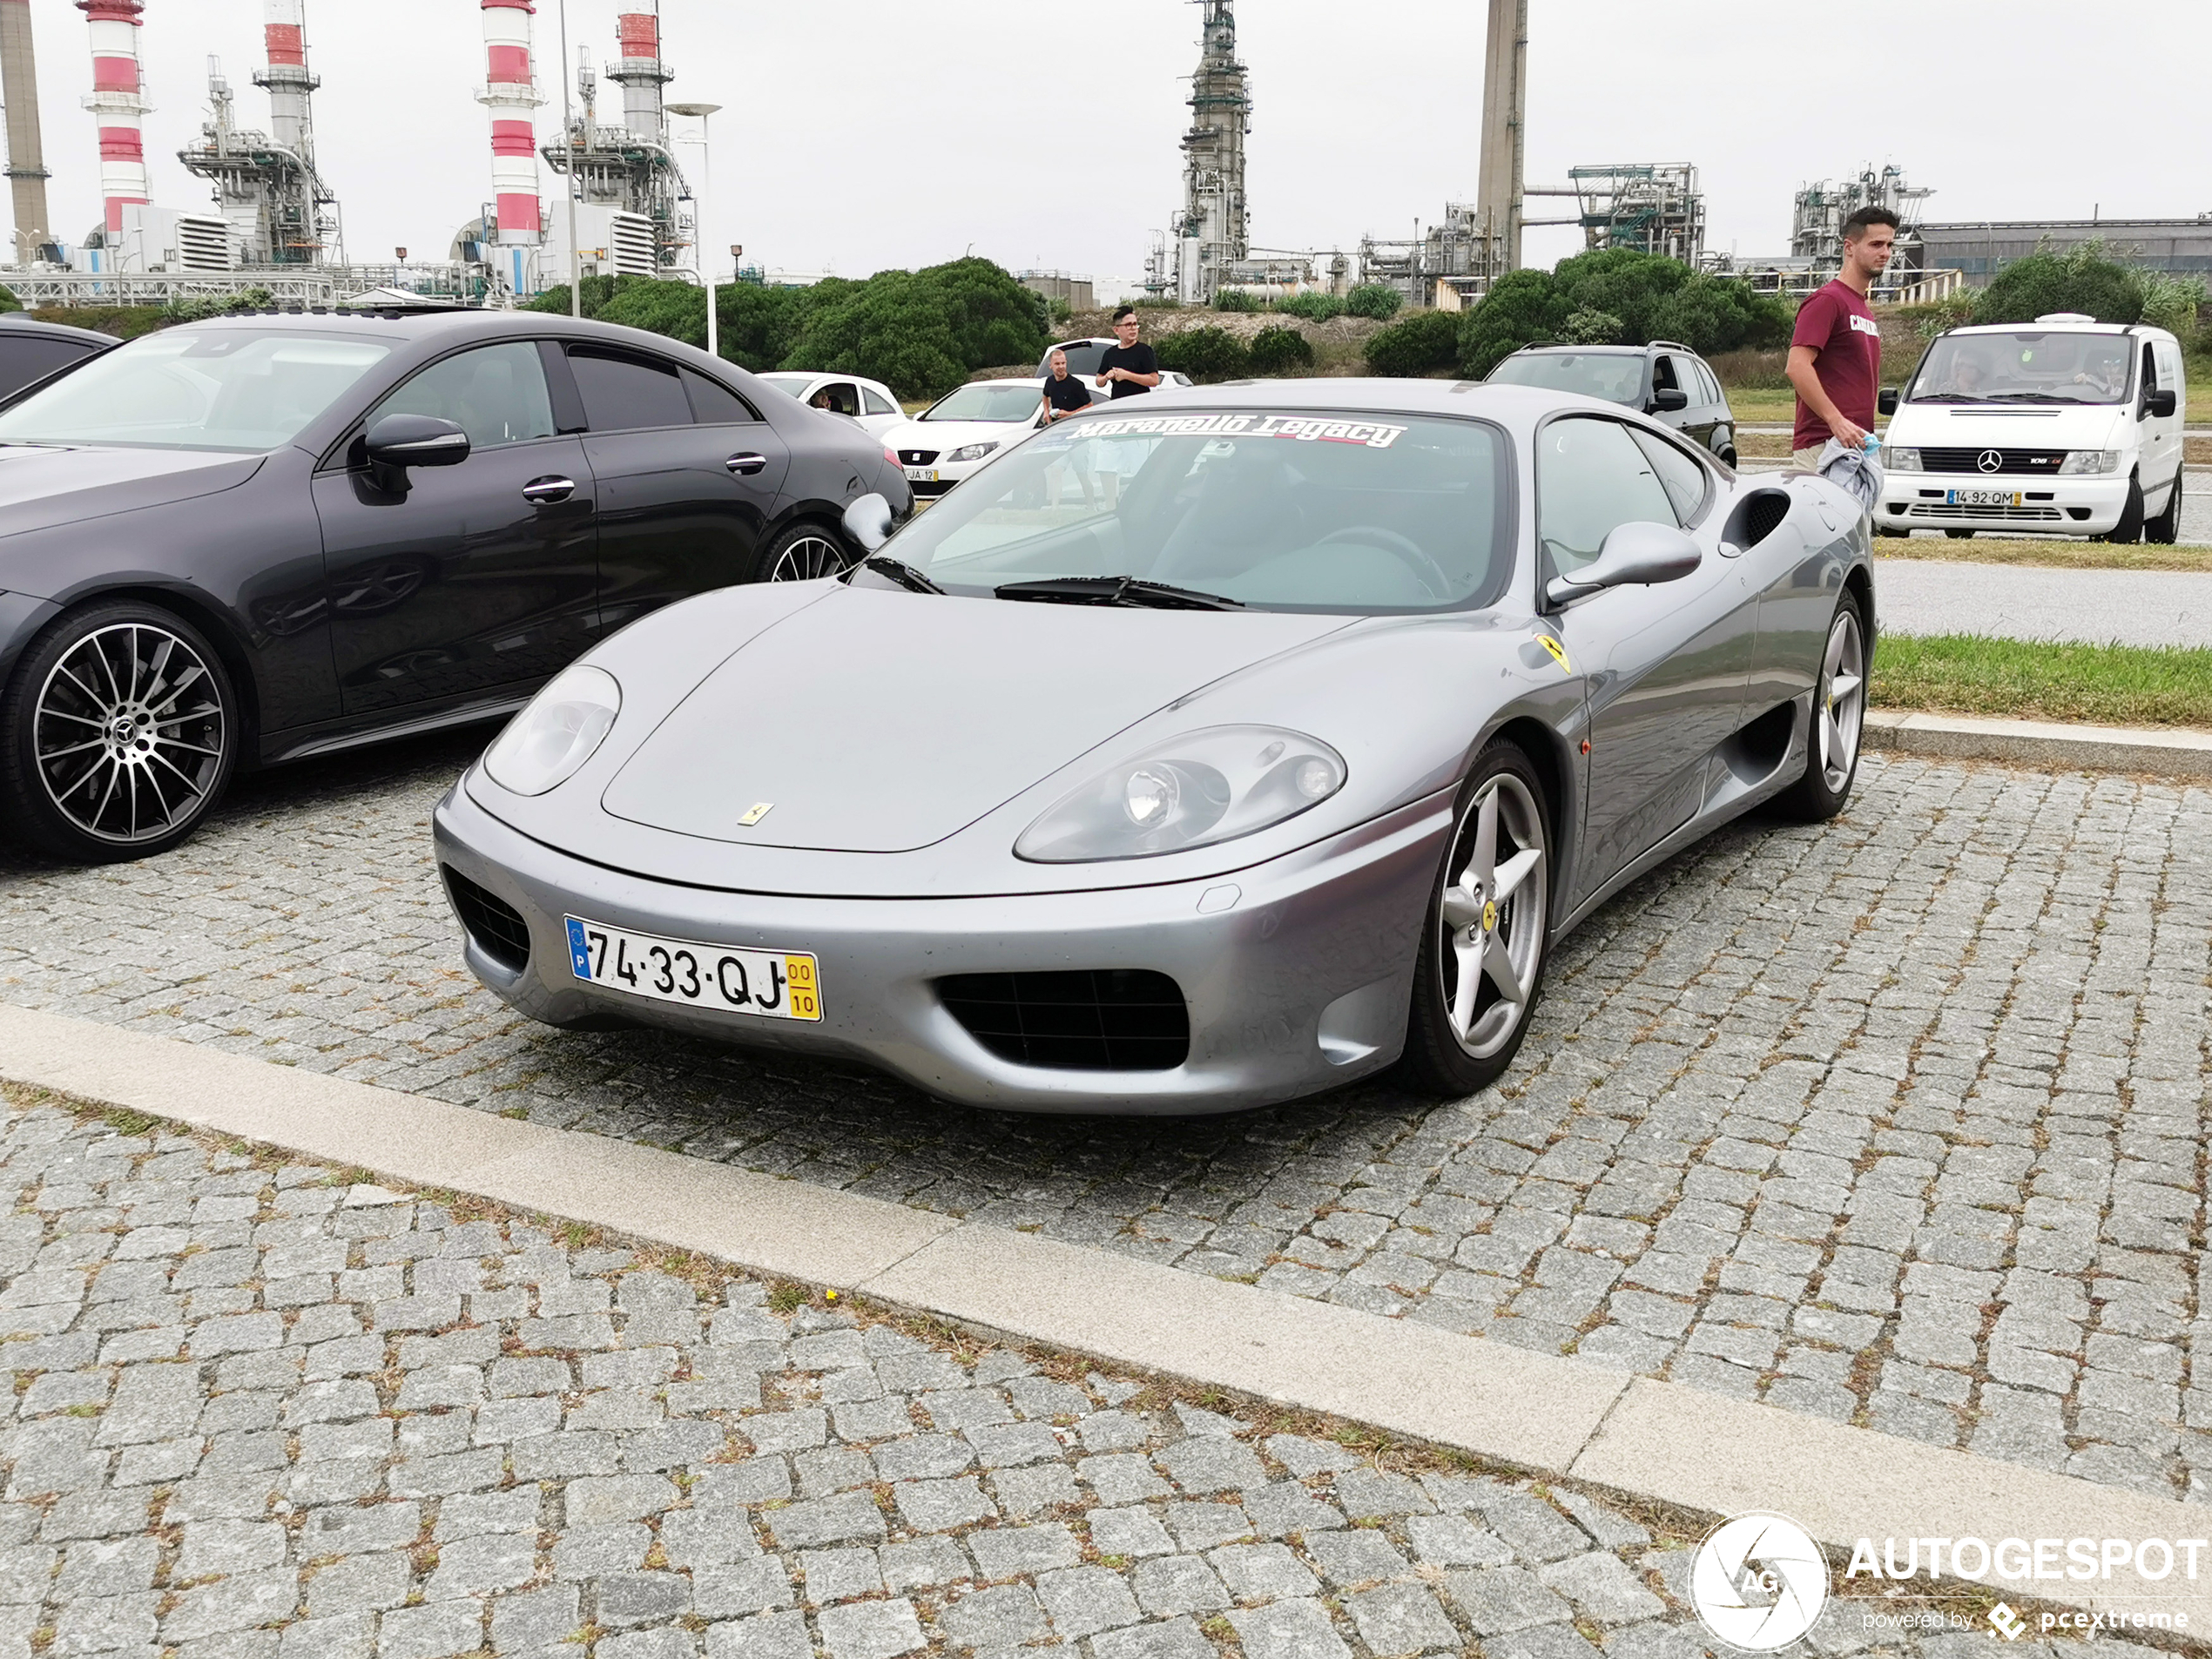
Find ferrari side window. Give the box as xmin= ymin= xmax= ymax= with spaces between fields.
xmin=1536 ymin=417 xmax=1677 ymax=574
xmin=1628 ymin=428 xmax=1710 ymax=524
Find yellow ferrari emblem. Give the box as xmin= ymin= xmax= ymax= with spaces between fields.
xmin=738 ymin=802 xmax=774 ymax=826
xmin=1482 ymin=900 xmax=1498 ymax=934
xmin=1536 ymin=636 xmax=1570 ymax=672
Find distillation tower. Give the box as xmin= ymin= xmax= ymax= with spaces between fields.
xmin=178 ymin=1 xmax=341 ymax=266
xmin=1172 ymin=0 xmax=1248 ymax=303
xmin=541 ymin=6 xmax=686 ymax=274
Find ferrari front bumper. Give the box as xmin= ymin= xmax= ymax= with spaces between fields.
xmin=431 ymin=779 xmax=1453 ymax=1116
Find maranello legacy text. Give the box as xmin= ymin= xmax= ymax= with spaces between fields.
xmin=1848 ymin=1538 xmax=2210 ymax=1582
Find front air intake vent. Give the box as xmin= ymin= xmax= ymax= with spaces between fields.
xmin=938 ymin=970 xmax=1190 ymax=1072
xmin=443 ymin=867 xmax=532 ymax=974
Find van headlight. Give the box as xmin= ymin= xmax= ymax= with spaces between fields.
xmin=2060 ymin=449 xmax=2122 ymax=475
xmin=483 ymin=664 xmax=621 ymax=795
xmin=1885 ymin=447 xmax=1922 ymax=472
xmin=1015 ymin=725 xmax=1346 ymax=862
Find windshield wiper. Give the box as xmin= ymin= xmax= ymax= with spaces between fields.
xmin=994 ymin=575 xmax=1244 ymax=611
xmin=851 ymin=556 xmax=943 ymax=595
xmin=1979 ymin=392 xmax=2075 ymax=403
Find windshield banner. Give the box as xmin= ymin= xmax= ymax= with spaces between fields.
xmin=1062 ymin=413 xmax=1409 ymax=449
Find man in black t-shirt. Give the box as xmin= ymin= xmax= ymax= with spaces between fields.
xmin=1040 ymin=349 xmax=1091 ymax=422
xmin=1095 ymin=306 xmax=1161 ymax=400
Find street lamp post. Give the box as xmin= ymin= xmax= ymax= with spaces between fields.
xmin=667 ymin=102 xmax=723 ymax=360
xmin=557 ymin=0 xmax=580 ymax=317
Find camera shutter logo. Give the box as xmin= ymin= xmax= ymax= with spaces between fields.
xmin=1690 ymin=1513 xmax=1829 ymax=1651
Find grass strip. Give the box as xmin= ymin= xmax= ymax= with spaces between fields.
xmin=1871 ymin=537 xmax=2212 ymax=572
xmin=1872 ymin=633 xmax=2212 ymax=728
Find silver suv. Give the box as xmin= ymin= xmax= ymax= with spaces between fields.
xmin=1486 ymin=341 xmax=1738 ymax=466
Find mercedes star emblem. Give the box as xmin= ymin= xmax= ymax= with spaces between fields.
xmin=1977 ymin=449 xmax=2003 ymax=474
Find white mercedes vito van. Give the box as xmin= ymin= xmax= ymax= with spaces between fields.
xmin=1876 ymin=314 xmax=2186 ymax=543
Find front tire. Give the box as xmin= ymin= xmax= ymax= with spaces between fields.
xmin=1397 ymin=740 xmax=1551 ymax=1098
xmin=2143 ymin=470 xmax=2182 ymax=545
xmin=2099 ymin=475 xmax=2145 ymax=543
xmin=1773 ymin=590 xmax=1867 ymax=824
xmin=1944 ymin=528 xmax=1974 ymax=540
xmin=0 ymin=601 xmax=239 ymax=863
xmin=752 ymin=521 xmax=853 ymax=583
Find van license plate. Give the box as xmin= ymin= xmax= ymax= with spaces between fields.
xmin=1946 ymin=488 xmax=2021 ymax=508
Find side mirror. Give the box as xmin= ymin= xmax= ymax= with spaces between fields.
xmin=365 ymin=413 xmax=469 ymax=469
xmin=1878 ymin=388 xmax=1899 ymax=416
xmin=1651 ymin=388 xmax=1689 ymax=413
xmin=842 ymin=492 xmax=894 ymax=553
xmin=2144 ymin=388 xmax=2177 ymax=419
xmin=1546 ymin=520 xmax=1703 ymax=608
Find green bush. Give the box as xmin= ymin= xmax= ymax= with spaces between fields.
xmin=0 ymin=284 xmax=18 ymax=314
xmin=1344 ymin=283 xmax=1402 ymax=320
xmin=159 ymin=287 xmax=276 ymax=324
xmin=1365 ymin=309 xmax=1462 ymax=378
xmin=1561 ymin=307 xmax=1622 ymax=345
xmin=1155 ymin=325 xmax=1251 ymax=382
xmin=1271 ymin=292 xmax=1344 ymax=323
xmin=780 ymin=257 xmax=1048 ymax=400
xmin=523 ymin=273 xmax=625 ymax=319
xmin=1247 ymin=326 xmax=1315 ymax=377
xmin=1048 ymin=295 xmax=1074 ymax=324
xmin=1973 ymin=239 xmax=2143 ymax=326
xmin=1454 ymin=250 xmax=1791 ymax=377
xmin=2139 ymin=273 xmax=2205 ymax=337
xmin=1212 ymin=288 xmax=1263 ymax=313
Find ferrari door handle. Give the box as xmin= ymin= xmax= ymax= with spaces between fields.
xmin=522 ymin=476 xmax=577 ymax=504
xmin=726 ymin=453 xmax=769 ymax=475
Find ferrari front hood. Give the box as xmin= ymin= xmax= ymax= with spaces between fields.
xmin=600 ymin=586 xmax=1350 ymax=853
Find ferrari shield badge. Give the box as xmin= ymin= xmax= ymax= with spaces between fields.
xmin=738 ymin=803 xmax=774 ymax=827
xmin=1536 ymin=636 xmax=1571 ymax=673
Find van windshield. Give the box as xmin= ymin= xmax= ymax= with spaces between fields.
xmin=1909 ymin=332 xmax=2134 ymax=405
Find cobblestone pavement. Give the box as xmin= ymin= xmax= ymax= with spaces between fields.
xmin=0 ymin=1095 xmax=2050 ymax=1659
xmin=1 ymin=738 xmax=2209 ymax=1507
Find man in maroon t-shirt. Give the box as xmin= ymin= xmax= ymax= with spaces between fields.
xmin=1787 ymin=206 xmax=1898 ymax=468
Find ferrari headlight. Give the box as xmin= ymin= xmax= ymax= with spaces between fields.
xmin=2060 ymin=449 xmax=2122 ymax=475
xmin=945 ymin=442 xmax=1001 ymax=464
xmin=482 ymin=664 xmax=621 ymax=796
xmin=1885 ymin=447 xmax=1922 ymax=472
xmin=1015 ymin=725 xmax=1346 ymax=863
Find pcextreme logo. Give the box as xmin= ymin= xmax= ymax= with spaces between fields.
xmin=1691 ymin=1513 xmax=1830 ymax=1651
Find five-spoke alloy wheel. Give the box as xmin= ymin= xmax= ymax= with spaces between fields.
xmin=1400 ymin=739 xmax=1552 ymax=1096
xmin=1776 ymin=589 xmax=1867 ymax=822
xmin=1 ymin=602 xmax=237 ymax=862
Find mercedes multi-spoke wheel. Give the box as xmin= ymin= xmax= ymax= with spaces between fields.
xmin=1399 ymin=740 xmax=1551 ymax=1097
xmin=753 ymin=522 xmax=853 ymax=583
xmin=1775 ymin=590 xmax=1866 ymax=822
xmin=0 ymin=602 xmax=238 ymax=862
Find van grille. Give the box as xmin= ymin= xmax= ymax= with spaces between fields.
xmin=443 ymin=867 xmax=532 ymax=974
xmin=938 ymin=970 xmax=1190 ymax=1072
xmin=1918 ymin=448 xmax=2067 ymax=475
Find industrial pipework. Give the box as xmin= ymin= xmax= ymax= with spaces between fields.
xmin=78 ymin=0 xmax=149 ymax=235
xmin=1 ymin=0 xmax=52 ymax=259
xmin=479 ymin=0 xmax=543 ymax=244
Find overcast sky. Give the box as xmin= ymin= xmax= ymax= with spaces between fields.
xmin=10 ymin=0 xmax=2209 ymax=281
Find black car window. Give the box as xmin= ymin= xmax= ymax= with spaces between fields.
xmin=568 ymin=347 xmax=692 ymax=431
xmin=1651 ymin=355 xmax=1681 ymax=395
xmin=1629 ymin=427 xmax=1710 ymax=523
xmin=1536 ymin=415 xmax=1678 ymax=574
xmin=0 ymin=337 xmax=101 ymax=401
xmin=862 ymin=386 xmax=898 ymax=417
xmin=681 ymin=368 xmax=759 ymax=425
xmin=813 ymin=381 xmax=860 ymax=417
xmin=369 ymin=342 xmax=555 ymax=451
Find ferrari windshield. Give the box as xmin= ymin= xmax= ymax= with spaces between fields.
xmin=875 ymin=409 xmax=1514 ymax=614
xmin=1487 ymin=352 xmax=1646 ymax=404
xmin=921 ymin=381 xmax=1047 ymax=422
xmin=0 ymin=328 xmax=391 ymax=452
xmin=1909 ymin=331 xmax=2135 ymax=404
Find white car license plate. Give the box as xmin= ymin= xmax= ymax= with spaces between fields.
xmin=905 ymin=467 xmax=940 ymax=482
xmin=1946 ymin=488 xmax=2021 ymax=508
xmin=564 ymin=917 xmax=821 ymax=1022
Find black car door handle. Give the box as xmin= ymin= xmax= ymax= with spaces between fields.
xmin=522 ymin=476 xmax=577 ymax=504
xmin=726 ymin=453 xmax=770 ymax=475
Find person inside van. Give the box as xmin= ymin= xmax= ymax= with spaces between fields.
xmin=1939 ymin=351 xmax=1990 ymax=400
xmin=2071 ymin=347 xmax=2128 ymax=401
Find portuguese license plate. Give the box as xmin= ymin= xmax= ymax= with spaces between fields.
xmin=564 ymin=918 xmax=821 ymax=1022
xmin=905 ymin=467 xmax=940 ymax=482
xmin=1946 ymin=488 xmax=2021 ymax=508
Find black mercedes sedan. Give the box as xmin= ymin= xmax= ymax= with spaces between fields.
xmin=0 ymin=314 xmax=114 ymax=401
xmin=0 ymin=308 xmax=911 ymax=862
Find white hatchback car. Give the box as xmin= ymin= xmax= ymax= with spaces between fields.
xmin=882 ymin=379 xmax=1055 ymax=499
xmin=754 ymin=372 xmax=907 ymax=440
xmin=1878 ymin=314 xmax=2188 ymax=543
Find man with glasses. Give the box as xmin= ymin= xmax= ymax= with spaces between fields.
xmin=1096 ymin=306 xmax=1162 ymax=401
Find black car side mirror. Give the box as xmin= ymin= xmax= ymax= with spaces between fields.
xmin=365 ymin=414 xmax=470 ymax=470
xmin=1878 ymin=388 xmax=1899 ymax=416
xmin=1651 ymin=388 xmax=1689 ymax=413
xmin=2144 ymin=388 xmax=2177 ymax=419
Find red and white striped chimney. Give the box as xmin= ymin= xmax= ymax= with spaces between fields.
xmin=259 ymin=0 xmax=315 ymax=161
xmin=477 ymin=0 xmax=542 ymax=243
xmin=77 ymin=0 xmax=149 ymax=235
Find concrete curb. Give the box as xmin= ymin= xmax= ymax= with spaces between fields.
xmin=4 ymin=1001 xmax=2209 ymax=1626
xmin=1865 ymin=710 xmax=2212 ymax=778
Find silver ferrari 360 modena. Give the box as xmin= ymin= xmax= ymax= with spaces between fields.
xmin=433 ymin=380 xmax=1873 ymax=1115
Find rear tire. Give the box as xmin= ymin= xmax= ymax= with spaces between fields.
xmin=1773 ymin=590 xmax=1867 ymax=824
xmin=2143 ymin=470 xmax=2182 ymax=545
xmin=752 ymin=521 xmax=853 ymax=583
xmin=2099 ymin=475 xmax=2145 ymax=543
xmin=0 ymin=600 xmax=239 ymax=863
xmin=1397 ymin=740 xmax=1551 ymax=1099
xmin=1944 ymin=528 xmax=1974 ymax=540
